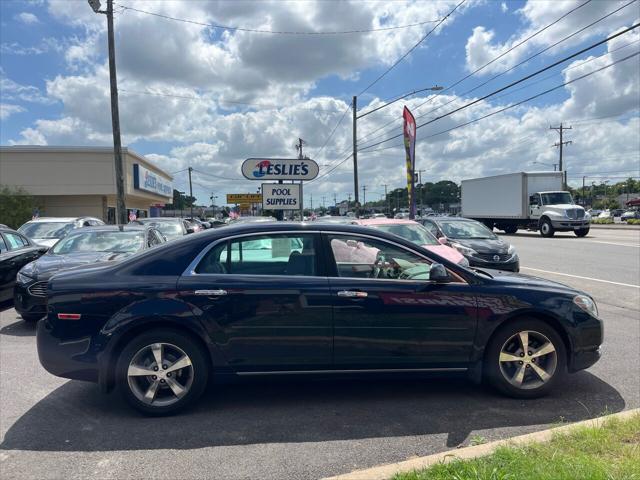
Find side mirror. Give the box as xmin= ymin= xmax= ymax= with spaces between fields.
xmin=37 ymin=246 xmax=49 ymax=254
xmin=438 ymin=237 xmax=448 ymax=245
xmin=429 ymin=263 xmax=450 ymax=283
xmin=186 ymin=227 xmax=195 ymax=234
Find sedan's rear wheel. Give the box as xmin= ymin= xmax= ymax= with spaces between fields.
xmin=485 ymin=319 xmax=566 ymax=398
xmin=116 ymin=329 xmax=208 ymax=415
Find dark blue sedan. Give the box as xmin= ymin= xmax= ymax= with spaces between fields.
xmin=15 ymin=225 xmax=165 ymax=322
xmin=36 ymin=223 xmax=602 ymax=415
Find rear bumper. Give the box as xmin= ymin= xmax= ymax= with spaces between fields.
xmin=36 ymin=319 xmax=98 ymax=382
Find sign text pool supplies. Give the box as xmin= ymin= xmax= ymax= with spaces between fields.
xmin=262 ymin=183 xmax=300 ymax=210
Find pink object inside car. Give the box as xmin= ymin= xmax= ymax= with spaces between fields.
xmin=353 ymin=218 xmax=467 ymax=266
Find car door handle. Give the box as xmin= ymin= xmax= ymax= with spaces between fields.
xmin=337 ymin=290 xmax=368 ymax=298
xmin=194 ymin=289 xmax=227 ymax=296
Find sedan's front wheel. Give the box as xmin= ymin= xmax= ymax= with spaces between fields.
xmin=116 ymin=329 xmax=208 ymax=415
xmin=485 ymin=319 xmax=566 ymax=398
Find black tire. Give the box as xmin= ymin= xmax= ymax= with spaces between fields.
xmin=503 ymin=225 xmax=518 ymax=234
xmin=484 ymin=319 xmax=566 ymax=399
xmin=539 ymin=218 xmax=555 ymax=237
xmin=574 ymin=228 xmax=589 ymax=237
xmin=116 ymin=328 xmax=209 ymax=416
xmin=21 ymin=313 xmax=43 ymax=322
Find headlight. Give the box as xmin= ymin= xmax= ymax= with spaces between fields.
xmin=574 ymin=295 xmax=598 ymax=317
xmin=507 ymin=245 xmax=515 ymax=255
xmin=16 ymin=271 xmax=33 ymax=284
xmin=451 ymin=242 xmax=477 ymax=256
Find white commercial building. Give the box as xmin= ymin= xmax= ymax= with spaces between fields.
xmin=0 ymin=146 xmax=173 ymax=222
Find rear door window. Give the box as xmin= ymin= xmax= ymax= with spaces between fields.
xmin=196 ymin=234 xmax=316 ymax=276
xmin=0 ymin=235 xmax=8 ymax=253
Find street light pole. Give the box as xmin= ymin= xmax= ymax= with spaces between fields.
xmin=88 ymin=0 xmax=127 ymax=225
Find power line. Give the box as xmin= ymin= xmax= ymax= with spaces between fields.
xmin=358 ymin=23 xmax=640 ymax=152
xmin=357 ymin=0 xmax=466 ymax=97
xmin=412 ymin=0 xmax=637 ymax=123
xmin=357 ymin=0 xmax=634 ymax=147
xmin=116 ymin=3 xmax=443 ymax=35
xmin=310 ymin=105 xmax=351 ymax=159
xmin=361 ymin=50 xmax=640 ymax=155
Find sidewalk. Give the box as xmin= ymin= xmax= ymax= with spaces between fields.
xmin=590 ymin=223 xmax=640 ymax=230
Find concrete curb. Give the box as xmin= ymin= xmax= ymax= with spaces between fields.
xmin=322 ymin=408 xmax=640 ymax=480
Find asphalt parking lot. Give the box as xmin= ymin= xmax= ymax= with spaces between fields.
xmin=1 ymin=227 xmax=638 ymax=480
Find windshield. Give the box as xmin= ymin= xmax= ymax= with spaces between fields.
xmin=50 ymin=231 xmax=145 ymax=255
xmin=541 ymin=192 xmax=574 ymax=205
xmin=439 ymin=220 xmax=497 ymax=240
xmin=370 ymin=223 xmax=438 ymax=246
xmin=136 ymin=220 xmax=183 ymax=239
xmin=18 ymin=222 xmax=74 ymax=239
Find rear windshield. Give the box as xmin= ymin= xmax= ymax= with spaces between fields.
xmin=18 ymin=222 xmax=74 ymax=239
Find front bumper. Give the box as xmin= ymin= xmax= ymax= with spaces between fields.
xmin=36 ymin=318 xmax=98 ymax=382
xmin=14 ymin=282 xmax=47 ymax=319
xmin=551 ymin=219 xmax=590 ymax=230
xmin=569 ymin=347 xmax=601 ymax=372
xmin=468 ymin=256 xmax=520 ymax=272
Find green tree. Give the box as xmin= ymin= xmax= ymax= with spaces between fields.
xmin=0 ymin=186 xmax=38 ymax=229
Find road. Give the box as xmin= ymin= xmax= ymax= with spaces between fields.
xmin=1 ymin=227 xmax=638 ymax=480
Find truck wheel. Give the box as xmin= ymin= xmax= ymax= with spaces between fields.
xmin=574 ymin=228 xmax=589 ymax=237
xmin=503 ymin=225 xmax=518 ymax=234
xmin=539 ymin=218 xmax=554 ymax=237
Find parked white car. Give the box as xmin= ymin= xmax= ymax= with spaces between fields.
xmin=18 ymin=217 xmax=104 ymax=248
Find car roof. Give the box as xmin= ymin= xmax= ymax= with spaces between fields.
xmin=23 ymin=217 xmax=84 ymax=223
xmin=355 ymin=218 xmax=419 ymax=226
xmin=426 ymin=216 xmax=475 ymax=222
xmin=65 ymin=225 xmax=148 ymax=234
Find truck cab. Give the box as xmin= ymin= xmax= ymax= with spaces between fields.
xmin=529 ymin=191 xmax=590 ymax=237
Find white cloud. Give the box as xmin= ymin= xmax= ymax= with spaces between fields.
xmin=0 ymin=72 xmax=53 ymax=104
xmin=0 ymin=104 xmax=26 ymax=120
xmin=465 ymin=0 xmax=636 ymax=74
xmin=501 ymin=3 xmax=508 ymax=13
xmin=15 ymin=12 xmax=40 ymax=24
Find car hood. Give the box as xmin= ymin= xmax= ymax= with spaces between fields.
xmin=450 ymin=237 xmax=509 ymax=254
xmin=486 ymin=270 xmax=578 ymax=293
xmin=31 ymin=238 xmax=60 ymax=248
xmin=422 ymin=244 xmax=466 ymax=264
xmin=27 ymin=251 xmax=130 ymax=280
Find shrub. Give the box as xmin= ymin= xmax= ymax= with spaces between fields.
xmin=0 ymin=186 xmax=38 ymax=229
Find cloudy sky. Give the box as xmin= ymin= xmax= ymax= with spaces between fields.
xmin=1 ymin=0 xmax=639 ymax=205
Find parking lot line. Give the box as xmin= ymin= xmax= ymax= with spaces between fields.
xmin=586 ymin=241 xmax=640 ymax=248
xmin=521 ymin=267 xmax=640 ymax=289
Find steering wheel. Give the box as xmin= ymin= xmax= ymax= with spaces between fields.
xmin=371 ymin=252 xmax=386 ymax=278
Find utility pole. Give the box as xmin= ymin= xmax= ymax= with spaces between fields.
xmin=550 ymin=123 xmax=572 ymax=189
xmin=347 ymin=193 xmax=352 ymax=212
xmin=188 ymin=166 xmax=194 ymax=219
xmin=362 ymin=185 xmax=367 ymax=210
xmin=334 ymin=193 xmax=337 ymax=210
xmin=352 ymin=96 xmax=359 ymax=217
xmin=381 ymin=184 xmax=389 ymax=216
xmin=322 ymin=196 xmax=326 ymax=209
xmin=416 ymin=169 xmax=425 ymax=216
xmin=88 ymin=0 xmax=126 ymax=225
xmin=297 ymin=137 xmax=304 ymax=220
xmin=582 ymin=177 xmax=586 ymax=207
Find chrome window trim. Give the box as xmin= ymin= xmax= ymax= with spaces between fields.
xmin=182 ymin=229 xmax=466 ymax=285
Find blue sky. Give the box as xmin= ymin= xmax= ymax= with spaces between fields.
xmin=1 ymin=0 xmax=638 ymax=204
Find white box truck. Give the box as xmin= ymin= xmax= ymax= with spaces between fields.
xmin=461 ymin=172 xmax=590 ymax=237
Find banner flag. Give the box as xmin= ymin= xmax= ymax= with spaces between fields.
xmin=403 ymin=106 xmax=417 ymax=218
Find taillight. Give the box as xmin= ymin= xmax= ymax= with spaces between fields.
xmin=57 ymin=313 xmax=81 ymax=320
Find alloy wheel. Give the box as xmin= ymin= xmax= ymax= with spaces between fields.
xmin=127 ymin=342 xmax=194 ymax=407
xmin=498 ymin=330 xmax=557 ymax=390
